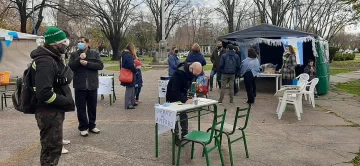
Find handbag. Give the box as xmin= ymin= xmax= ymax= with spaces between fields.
xmin=119 ymin=68 xmax=133 ymax=83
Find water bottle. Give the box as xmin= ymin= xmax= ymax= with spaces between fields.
xmin=193 ymin=93 xmax=198 ymax=105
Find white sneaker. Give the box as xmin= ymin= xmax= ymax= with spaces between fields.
xmin=61 ymin=147 xmax=69 ymax=154
xmin=62 ymin=139 xmax=70 ymax=145
xmin=80 ymin=130 xmax=89 ymax=137
xmin=90 ymin=128 xmax=100 ymax=134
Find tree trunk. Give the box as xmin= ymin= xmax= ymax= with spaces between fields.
xmin=20 ymin=13 xmax=27 ymax=33
xmin=228 ymin=17 xmax=234 ymax=33
xmin=110 ymin=38 xmax=121 ymax=61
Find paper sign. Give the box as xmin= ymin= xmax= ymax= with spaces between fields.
xmin=98 ymin=76 xmax=112 ymax=94
xmin=155 ymin=107 xmax=176 ymax=135
xmin=158 ymin=80 xmax=169 ymax=98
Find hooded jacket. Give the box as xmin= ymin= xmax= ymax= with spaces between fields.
xmin=166 ymin=62 xmax=194 ymax=103
xmin=68 ymin=49 xmax=104 ymax=90
xmin=30 ymin=45 xmax=75 ymax=112
xmin=185 ymin=51 xmax=206 ymax=66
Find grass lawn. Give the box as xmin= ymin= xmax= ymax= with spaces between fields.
xmin=335 ymin=79 xmax=360 ymax=96
xmin=101 ymin=57 xmax=119 ymax=64
xmin=353 ymin=150 xmax=360 ymax=166
xmin=105 ymin=65 xmax=151 ymax=72
xmin=330 ymin=53 xmax=360 ymax=70
xmin=203 ymin=64 xmax=213 ymax=71
xmin=330 ymin=68 xmax=356 ymax=75
xmin=101 ymin=56 xmax=154 ymax=65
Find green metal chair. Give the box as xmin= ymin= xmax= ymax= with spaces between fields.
xmin=176 ymin=109 xmax=227 ymax=166
xmin=208 ymin=105 xmax=252 ymax=166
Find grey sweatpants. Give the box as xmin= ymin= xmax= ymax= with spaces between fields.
xmin=124 ymin=86 xmax=135 ymax=109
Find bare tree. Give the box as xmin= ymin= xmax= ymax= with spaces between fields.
xmin=1 ymin=0 xmax=78 ymax=33
xmin=298 ymin=0 xmax=359 ymax=41
xmin=80 ymin=0 xmax=139 ymax=60
xmin=215 ymin=0 xmax=239 ymax=33
xmin=253 ymin=0 xmax=296 ymax=26
xmin=145 ymin=0 xmax=191 ymax=42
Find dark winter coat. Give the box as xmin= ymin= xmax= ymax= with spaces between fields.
xmin=168 ymin=54 xmax=180 ymax=76
xmin=120 ymin=51 xmax=137 ymax=87
xmin=135 ymin=68 xmax=143 ymax=87
xmin=210 ymin=48 xmax=226 ymax=72
xmin=166 ymin=62 xmax=194 ymax=103
xmin=68 ymin=49 xmax=104 ymax=90
xmin=185 ymin=51 xmax=207 ymax=66
xmin=30 ymin=45 xmax=75 ymax=112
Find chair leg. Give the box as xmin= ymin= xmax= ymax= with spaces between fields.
xmin=242 ymin=130 xmax=249 ymax=158
xmin=4 ymin=93 xmax=7 ymax=107
xmin=204 ymin=146 xmax=210 ymax=166
xmin=294 ymin=102 xmax=301 ymax=120
xmin=226 ymin=134 xmax=234 ymax=166
xmin=216 ymin=138 xmax=225 ymax=166
xmin=109 ymin=94 xmax=112 ymax=106
xmin=176 ymin=141 xmax=183 ymax=166
xmin=1 ymin=93 xmax=4 ymax=110
xmin=191 ymin=142 xmax=195 ymax=159
xmin=276 ymin=99 xmax=281 ymax=114
xmin=278 ymin=99 xmax=287 ymax=119
xmin=311 ymin=94 xmax=315 ymax=108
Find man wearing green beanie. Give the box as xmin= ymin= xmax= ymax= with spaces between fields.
xmin=30 ymin=26 xmax=75 ymax=165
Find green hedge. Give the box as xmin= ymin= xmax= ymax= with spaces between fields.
xmin=334 ymin=53 xmax=356 ymax=61
xmin=329 ymin=47 xmax=339 ymax=63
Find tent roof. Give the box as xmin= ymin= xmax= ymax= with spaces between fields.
xmin=219 ymin=24 xmax=318 ymax=41
xmin=0 ymin=28 xmax=43 ymax=40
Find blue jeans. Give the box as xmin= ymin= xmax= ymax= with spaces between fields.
xmin=135 ymin=87 xmax=142 ymax=100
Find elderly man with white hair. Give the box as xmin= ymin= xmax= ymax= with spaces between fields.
xmin=166 ymin=62 xmax=203 ymax=146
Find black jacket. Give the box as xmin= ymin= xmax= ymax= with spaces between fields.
xmin=166 ymin=62 xmax=194 ymax=103
xmin=30 ymin=46 xmax=75 ymax=112
xmin=120 ymin=51 xmax=137 ymax=87
xmin=210 ymin=48 xmax=226 ymax=72
xmin=68 ymin=49 xmax=104 ymax=90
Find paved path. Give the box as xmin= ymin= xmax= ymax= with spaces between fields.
xmin=0 ymin=69 xmax=359 ymax=166
xmin=330 ymin=70 xmax=360 ymax=84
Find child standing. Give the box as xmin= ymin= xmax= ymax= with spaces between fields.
xmin=304 ymin=59 xmax=319 ymax=97
xmin=134 ymin=60 xmax=143 ymax=103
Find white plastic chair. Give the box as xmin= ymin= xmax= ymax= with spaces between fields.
xmin=302 ymin=78 xmax=319 ymax=108
xmin=296 ymin=73 xmax=310 ymax=82
xmin=276 ymin=80 xmax=308 ymax=120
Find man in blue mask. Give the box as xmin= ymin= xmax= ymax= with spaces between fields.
xmin=68 ymin=36 xmax=104 ymax=137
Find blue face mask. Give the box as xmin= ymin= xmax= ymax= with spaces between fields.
xmin=77 ymin=43 xmax=86 ymax=50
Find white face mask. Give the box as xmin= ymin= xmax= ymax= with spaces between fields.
xmin=136 ymin=66 xmax=142 ymax=69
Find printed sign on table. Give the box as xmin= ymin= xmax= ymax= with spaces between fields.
xmin=98 ymin=76 xmax=112 ymax=94
xmin=158 ymin=80 xmax=169 ymax=98
xmin=155 ymin=106 xmax=176 ymax=135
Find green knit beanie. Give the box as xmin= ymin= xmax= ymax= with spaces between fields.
xmin=44 ymin=27 xmax=67 ymax=45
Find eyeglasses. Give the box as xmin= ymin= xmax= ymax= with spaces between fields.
xmin=78 ymin=41 xmax=85 ymax=43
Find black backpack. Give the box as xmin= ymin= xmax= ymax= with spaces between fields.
xmin=12 ymin=56 xmax=50 ymax=114
xmin=224 ymin=55 xmax=237 ymax=74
